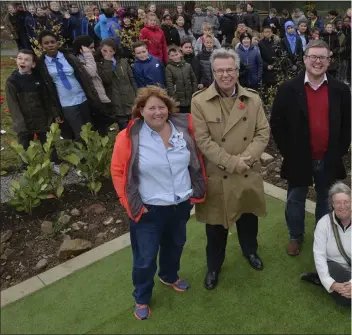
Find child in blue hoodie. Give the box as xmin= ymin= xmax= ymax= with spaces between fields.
xmin=94 ymin=7 xmax=121 ymax=47
xmin=132 ymin=41 xmax=166 ymax=88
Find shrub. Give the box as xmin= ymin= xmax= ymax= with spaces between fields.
xmin=8 ymin=123 xmax=69 ymax=214
xmin=62 ymin=123 xmax=114 ymax=196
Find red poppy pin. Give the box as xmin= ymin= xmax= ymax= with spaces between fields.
xmin=7 ymin=141 xmax=12 ymax=145
xmin=238 ymin=101 xmax=246 ymax=109
xmin=5 ymin=108 xmax=9 ymax=113
xmin=33 ymin=133 xmax=38 ymax=140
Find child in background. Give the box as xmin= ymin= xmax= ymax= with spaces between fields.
xmin=194 ymin=22 xmax=221 ymax=55
xmin=4 ymin=4 xmax=20 ymax=50
xmin=5 ymin=49 xmax=59 ymax=164
xmin=196 ymin=34 xmax=214 ymax=88
xmin=310 ymin=27 xmax=321 ymax=40
xmin=96 ymin=38 xmax=137 ymax=131
xmin=94 ymin=7 xmax=121 ymax=46
xmin=36 ymin=30 xmax=101 ymax=141
xmin=25 ymin=5 xmax=40 ymax=47
xmin=139 ymin=12 xmax=168 ymax=64
xmin=72 ymin=35 xmax=111 ymax=134
xmin=192 ymin=5 xmax=205 ymax=39
xmin=132 ymin=41 xmax=166 ymax=88
xmin=181 ymin=38 xmax=200 ymax=80
xmin=81 ymin=5 xmax=100 ymax=46
xmin=165 ymin=45 xmax=197 ymax=113
xmin=322 ymin=23 xmax=339 ymax=77
xmin=93 ymin=7 xmax=100 ymax=20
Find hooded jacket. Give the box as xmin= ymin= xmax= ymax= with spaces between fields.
xmin=204 ymin=14 xmax=220 ymax=35
xmin=133 ymin=54 xmax=166 ymax=88
xmin=196 ymin=46 xmax=214 ymax=87
xmin=244 ymin=10 xmax=260 ymax=31
xmin=139 ymin=24 xmax=168 ymax=64
xmin=94 ymin=16 xmax=121 ymax=45
xmin=6 ymin=70 xmax=53 ymax=136
xmin=237 ymin=44 xmax=263 ymax=86
xmin=308 ymin=16 xmax=324 ymax=33
xmin=191 ymin=12 xmax=206 ymax=36
xmin=292 ymin=13 xmax=307 ymax=27
xmin=165 ymin=60 xmax=198 ymax=107
xmin=97 ymin=57 xmax=137 ymax=118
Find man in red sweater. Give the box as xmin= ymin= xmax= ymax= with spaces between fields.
xmin=270 ymin=40 xmax=351 ymax=256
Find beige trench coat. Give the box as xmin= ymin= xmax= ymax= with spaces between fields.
xmin=191 ymin=83 xmax=270 ymax=229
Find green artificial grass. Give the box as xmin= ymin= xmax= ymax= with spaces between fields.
xmin=1 ymin=196 xmax=350 ymax=334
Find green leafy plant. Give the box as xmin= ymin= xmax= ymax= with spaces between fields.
xmin=8 ymin=123 xmax=69 ymax=214
xmin=62 ymin=123 xmax=114 ymax=196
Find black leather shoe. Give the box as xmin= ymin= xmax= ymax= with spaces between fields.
xmin=300 ymin=272 xmax=322 ymax=286
xmin=246 ymin=254 xmax=264 ymax=270
xmin=204 ymin=271 xmax=220 ymax=290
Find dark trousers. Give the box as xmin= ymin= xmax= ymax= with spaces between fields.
xmin=129 ymin=200 xmax=192 ymax=304
xmin=285 ymin=160 xmax=329 ymax=240
xmin=206 ymin=213 xmax=258 ymax=272
xmin=62 ymin=101 xmax=92 ymax=141
xmin=18 ymin=132 xmax=59 ymax=163
xmin=327 ymin=261 xmax=351 ymax=306
xmin=179 ymin=106 xmax=191 ymax=114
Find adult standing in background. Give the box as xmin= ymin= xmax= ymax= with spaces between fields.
xmin=192 ymin=49 xmax=270 ymax=290
xmin=270 ymin=40 xmax=351 ymax=256
xmin=244 ymin=3 xmax=260 ymax=32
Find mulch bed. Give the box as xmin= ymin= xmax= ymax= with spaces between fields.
xmin=0 ymin=182 xmax=129 ymax=291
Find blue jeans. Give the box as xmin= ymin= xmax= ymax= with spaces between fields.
xmin=285 ymin=160 xmax=329 ymax=240
xmin=129 ymin=200 xmax=192 ymax=305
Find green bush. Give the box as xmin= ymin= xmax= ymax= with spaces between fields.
xmin=62 ymin=123 xmax=114 ymax=196
xmin=8 ymin=123 xmax=69 ymax=214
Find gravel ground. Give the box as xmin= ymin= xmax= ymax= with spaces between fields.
xmin=0 ymin=169 xmax=84 ymax=203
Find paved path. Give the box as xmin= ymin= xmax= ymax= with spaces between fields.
xmin=1 ymin=48 xmax=17 ymax=56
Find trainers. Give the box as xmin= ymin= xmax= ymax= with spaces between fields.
xmin=134 ymin=304 xmax=151 ymax=320
xmin=300 ymin=272 xmax=322 ymax=286
xmin=160 ymin=278 xmax=190 ymax=292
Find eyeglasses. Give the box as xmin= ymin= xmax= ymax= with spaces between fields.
xmin=213 ymin=68 xmax=238 ymax=75
xmin=306 ymin=55 xmax=330 ymax=62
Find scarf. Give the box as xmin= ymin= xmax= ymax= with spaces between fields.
xmin=285 ymin=20 xmax=297 ymax=53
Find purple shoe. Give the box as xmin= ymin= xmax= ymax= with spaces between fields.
xmin=134 ymin=304 xmax=151 ymax=320
xmin=160 ymin=278 xmax=190 ymax=292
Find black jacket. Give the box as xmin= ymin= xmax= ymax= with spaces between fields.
xmin=258 ymin=37 xmax=279 ymax=84
xmin=321 ymin=31 xmax=340 ymax=72
xmin=270 ymin=72 xmax=351 ymax=186
xmin=161 ymin=24 xmax=181 ymax=46
xmin=280 ymin=35 xmax=303 ymax=65
xmin=36 ymin=51 xmax=102 ymax=118
xmin=196 ymin=47 xmax=213 ymax=87
xmin=279 ymin=16 xmax=292 ymax=38
xmin=262 ymin=16 xmax=281 ymax=35
xmin=183 ymin=53 xmax=200 ymax=80
xmin=244 ymin=11 xmax=260 ymax=31
xmin=219 ymin=13 xmax=237 ymax=43
xmin=5 ymin=70 xmax=53 ymax=136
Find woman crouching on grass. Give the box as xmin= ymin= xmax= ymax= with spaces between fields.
xmin=111 ymin=86 xmax=206 ymax=320
xmin=301 ymin=182 xmax=351 ymax=306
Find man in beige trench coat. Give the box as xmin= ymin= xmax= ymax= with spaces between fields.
xmin=191 ymin=48 xmax=270 ymax=290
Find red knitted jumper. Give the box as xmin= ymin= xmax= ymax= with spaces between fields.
xmin=305 ymin=83 xmax=329 ymax=160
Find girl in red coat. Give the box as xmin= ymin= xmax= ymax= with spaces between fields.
xmin=139 ymin=12 xmax=168 ymax=64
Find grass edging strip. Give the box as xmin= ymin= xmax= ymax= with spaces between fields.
xmin=0 ymin=181 xmax=316 ymax=308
